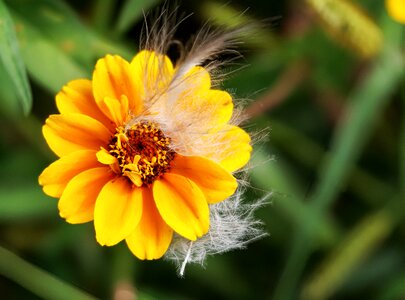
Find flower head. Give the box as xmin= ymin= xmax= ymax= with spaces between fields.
xmin=39 ymin=31 xmax=254 ymax=261
xmin=386 ymin=0 xmax=405 ymax=24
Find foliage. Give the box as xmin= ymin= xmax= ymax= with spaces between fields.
xmin=0 ymin=0 xmax=404 ymax=299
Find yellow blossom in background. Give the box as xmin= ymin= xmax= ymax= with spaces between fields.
xmin=386 ymin=0 xmax=405 ymax=24
xmin=38 ymin=49 xmax=252 ymax=260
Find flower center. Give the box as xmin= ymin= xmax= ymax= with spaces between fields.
xmin=108 ymin=121 xmax=175 ymax=187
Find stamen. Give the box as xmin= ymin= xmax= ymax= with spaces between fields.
xmin=108 ymin=121 xmax=175 ymax=186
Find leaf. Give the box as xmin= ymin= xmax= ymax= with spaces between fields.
xmin=0 ymin=245 xmax=97 ymax=300
xmin=273 ymin=15 xmax=404 ymax=300
xmin=306 ymin=0 xmax=383 ymax=58
xmin=0 ymin=0 xmax=32 ymax=115
xmin=115 ymin=0 xmax=160 ymax=34
xmin=0 ymin=185 xmax=55 ymax=221
xmin=6 ymin=0 xmax=132 ymax=63
xmin=302 ymin=209 xmax=395 ymax=299
xmin=250 ymin=148 xmax=340 ymax=247
xmin=8 ymin=10 xmax=88 ymax=93
xmin=5 ymin=0 xmax=134 ymax=93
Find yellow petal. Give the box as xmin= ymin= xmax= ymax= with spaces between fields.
xmin=55 ymin=79 xmax=112 ymax=129
xmin=126 ymin=188 xmax=173 ymax=260
xmin=181 ymin=66 xmax=211 ymax=92
xmin=153 ymin=173 xmax=209 ymax=240
xmin=96 ymin=95 xmax=129 ymax=126
xmin=39 ymin=150 xmax=100 ymax=198
xmin=386 ymin=0 xmax=405 ymax=24
xmin=92 ymin=54 xmax=142 ymax=119
xmin=175 ymin=89 xmax=233 ymax=127
xmin=96 ymin=148 xmax=117 ymax=165
xmin=171 ymin=155 xmax=237 ymax=204
xmin=130 ymin=50 xmax=174 ymax=103
xmin=58 ymin=167 xmax=114 ymax=224
xmin=204 ymin=125 xmax=252 ymax=172
xmin=94 ymin=177 xmax=143 ymax=246
xmin=43 ymin=113 xmax=112 ymax=157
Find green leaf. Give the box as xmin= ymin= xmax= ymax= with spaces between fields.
xmin=273 ymin=15 xmax=404 ymax=300
xmin=0 ymin=245 xmax=98 ymax=300
xmin=250 ymin=148 xmax=340 ymax=246
xmin=8 ymin=10 xmax=88 ymax=93
xmin=115 ymin=0 xmax=160 ymax=34
xmin=6 ymin=0 xmax=132 ymax=64
xmin=302 ymin=209 xmax=395 ymax=299
xmin=0 ymin=0 xmax=32 ymax=115
xmin=5 ymin=0 xmax=134 ymax=93
xmin=0 ymin=185 xmax=55 ymax=221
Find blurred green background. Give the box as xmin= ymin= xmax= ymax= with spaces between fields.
xmin=0 ymin=0 xmax=404 ymax=299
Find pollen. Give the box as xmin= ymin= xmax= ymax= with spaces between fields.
xmin=108 ymin=121 xmax=175 ymax=187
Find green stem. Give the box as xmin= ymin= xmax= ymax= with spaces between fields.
xmin=0 ymin=245 xmax=98 ymax=300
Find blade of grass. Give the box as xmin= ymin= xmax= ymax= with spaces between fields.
xmin=0 ymin=185 xmax=55 ymax=221
xmin=0 ymin=245 xmax=98 ymax=300
xmin=302 ymin=204 xmax=399 ymax=299
xmin=250 ymin=149 xmax=340 ymax=246
xmin=400 ymin=84 xmax=405 ymax=204
xmin=378 ymin=273 xmax=405 ymax=300
xmin=273 ymin=15 xmax=404 ymax=300
xmin=6 ymin=0 xmax=132 ymax=64
xmin=0 ymin=0 xmax=32 ymax=115
xmin=201 ymin=2 xmax=279 ymax=50
xmin=9 ymin=10 xmax=87 ymax=93
xmin=270 ymin=119 xmax=395 ymax=206
xmin=115 ymin=0 xmax=160 ymax=35
xmin=91 ymin=0 xmax=115 ymax=33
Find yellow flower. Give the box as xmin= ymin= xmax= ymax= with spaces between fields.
xmin=386 ymin=0 xmax=405 ymax=24
xmin=38 ymin=50 xmax=252 ymax=260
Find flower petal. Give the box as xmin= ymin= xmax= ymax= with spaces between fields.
xmin=43 ymin=113 xmax=112 ymax=157
xmin=58 ymin=167 xmax=114 ymax=224
xmin=94 ymin=177 xmax=143 ymax=246
xmin=386 ymin=0 xmax=405 ymax=24
xmin=39 ymin=150 xmax=100 ymax=198
xmin=171 ymin=155 xmax=237 ymax=204
xmin=153 ymin=173 xmax=209 ymax=240
xmin=175 ymin=89 xmax=233 ymax=127
xmin=130 ymin=50 xmax=174 ymax=104
xmin=92 ymin=55 xmax=142 ymax=120
xmin=204 ymin=125 xmax=252 ymax=172
xmin=96 ymin=95 xmax=129 ymax=126
xmin=96 ymin=148 xmax=117 ymax=165
xmin=55 ymin=79 xmax=112 ymax=128
xmin=126 ymin=188 xmax=173 ymax=260
xmin=180 ymin=66 xmax=211 ymax=92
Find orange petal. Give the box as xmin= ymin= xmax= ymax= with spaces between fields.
xmin=43 ymin=113 xmax=112 ymax=157
xmin=39 ymin=150 xmax=100 ymax=198
xmin=55 ymin=79 xmax=112 ymax=129
xmin=130 ymin=50 xmax=174 ymax=103
xmin=94 ymin=177 xmax=143 ymax=246
xmin=92 ymin=55 xmax=142 ymax=120
xmin=204 ymin=125 xmax=252 ymax=172
xmin=153 ymin=173 xmax=209 ymax=240
xmin=126 ymin=188 xmax=173 ymax=260
xmin=58 ymin=167 xmax=114 ymax=224
xmin=171 ymin=155 xmax=237 ymax=204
